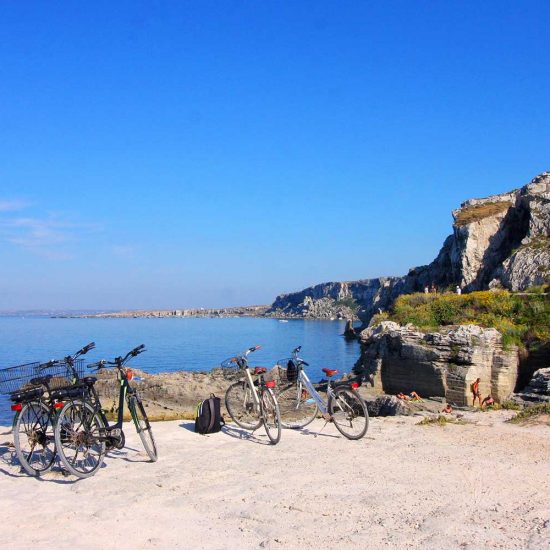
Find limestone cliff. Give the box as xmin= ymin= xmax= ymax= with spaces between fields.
xmin=267 ymin=172 xmax=550 ymax=322
xmin=354 ymin=321 xmax=519 ymax=406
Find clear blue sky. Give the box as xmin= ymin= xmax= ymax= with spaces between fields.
xmin=1 ymin=1 xmax=549 ymax=310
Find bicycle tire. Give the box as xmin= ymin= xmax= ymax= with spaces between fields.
xmin=54 ymin=399 xmax=107 ymax=479
xmin=14 ymin=401 xmax=56 ymax=476
xmin=328 ymin=386 xmax=369 ymax=440
xmin=128 ymin=395 xmax=158 ymax=462
xmin=225 ymin=380 xmax=262 ymax=430
xmin=261 ymin=388 xmax=281 ymax=445
xmin=277 ymin=383 xmax=319 ymax=429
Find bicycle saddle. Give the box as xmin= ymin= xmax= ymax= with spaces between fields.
xmin=322 ymin=368 xmax=339 ymax=378
xmin=253 ymin=367 xmax=267 ymax=375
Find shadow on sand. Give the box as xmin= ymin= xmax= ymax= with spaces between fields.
xmin=179 ymin=421 xmax=275 ymax=446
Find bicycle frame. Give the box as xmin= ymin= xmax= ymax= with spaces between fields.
xmin=292 ymin=369 xmax=335 ymax=415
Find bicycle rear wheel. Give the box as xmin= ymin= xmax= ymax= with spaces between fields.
xmin=225 ymin=380 xmax=262 ymax=430
xmin=54 ymin=399 xmax=106 ymax=479
xmin=128 ymin=395 xmax=158 ymax=462
xmin=14 ymin=401 xmax=56 ymax=476
xmin=277 ymin=383 xmax=318 ymax=429
xmin=328 ymin=386 xmax=369 ymax=440
xmin=261 ymin=388 xmax=281 ymax=445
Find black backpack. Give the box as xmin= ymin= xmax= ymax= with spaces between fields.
xmin=195 ymin=394 xmax=225 ymax=435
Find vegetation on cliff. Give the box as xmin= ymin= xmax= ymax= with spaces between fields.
xmin=453 ymin=200 xmax=513 ymax=226
xmin=374 ymin=289 xmax=550 ymax=349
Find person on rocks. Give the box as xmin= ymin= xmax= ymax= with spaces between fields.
xmin=481 ymin=395 xmax=495 ymax=409
xmin=471 ymin=378 xmax=482 ymax=407
xmin=409 ymin=391 xmax=422 ymax=401
xmin=424 ymin=286 xmax=430 ymax=294
xmin=456 ymin=285 xmax=462 ymax=295
xmin=442 ymin=403 xmax=453 ymax=414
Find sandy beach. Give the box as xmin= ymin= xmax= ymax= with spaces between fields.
xmin=1 ymin=412 xmax=549 ymax=549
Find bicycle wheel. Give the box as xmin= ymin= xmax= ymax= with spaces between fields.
xmin=54 ymin=399 xmax=106 ymax=479
xmin=225 ymin=380 xmax=262 ymax=430
xmin=128 ymin=395 xmax=158 ymax=462
xmin=261 ymin=388 xmax=281 ymax=445
xmin=14 ymin=401 xmax=56 ymax=476
xmin=328 ymin=386 xmax=369 ymax=440
xmin=277 ymin=383 xmax=319 ymax=429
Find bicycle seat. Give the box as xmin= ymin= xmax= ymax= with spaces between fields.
xmin=253 ymin=367 xmax=267 ymax=375
xmin=322 ymin=368 xmax=339 ymax=378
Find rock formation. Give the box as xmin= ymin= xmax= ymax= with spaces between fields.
xmin=354 ymin=321 xmax=519 ymax=406
xmin=513 ymin=368 xmax=550 ymax=404
xmin=267 ymin=172 xmax=550 ymax=322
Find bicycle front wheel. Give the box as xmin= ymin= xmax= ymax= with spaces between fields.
xmin=54 ymin=400 xmax=106 ymax=479
xmin=328 ymin=386 xmax=369 ymax=440
xmin=14 ymin=401 xmax=56 ymax=476
xmin=261 ymin=388 xmax=281 ymax=445
xmin=128 ymin=395 xmax=158 ymax=462
xmin=225 ymin=381 xmax=262 ymax=430
xmin=277 ymin=383 xmax=318 ymax=429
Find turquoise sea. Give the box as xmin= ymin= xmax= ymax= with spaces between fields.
xmin=0 ymin=317 xmax=359 ymax=425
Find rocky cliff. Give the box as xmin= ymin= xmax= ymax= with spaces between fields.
xmin=354 ymin=321 xmax=519 ymax=406
xmin=267 ymin=172 xmax=550 ymax=322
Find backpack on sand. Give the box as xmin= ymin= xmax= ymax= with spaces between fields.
xmin=195 ymin=394 xmax=225 ymax=435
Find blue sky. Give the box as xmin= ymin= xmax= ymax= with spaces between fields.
xmin=1 ymin=1 xmax=549 ymax=310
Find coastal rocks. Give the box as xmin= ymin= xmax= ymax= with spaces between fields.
xmin=93 ymin=367 xmax=241 ymax=420
xmin=267 ymin=278 xmax=402 ymax=321
xmin=88 ymin=305 xmax=269 ymax=319
xmin=268 ymin=172 xmax=550 ymax=323
xmin=354 ymin=322 xmax=519 ymax=406
xmin=365 ymin=395 xmax=412 ymax=417
xmin=513 ymin=368 xmax=550 ymax=404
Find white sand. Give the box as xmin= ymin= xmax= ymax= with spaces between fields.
xmin=1 ymin=412 xmax=550 ymax=549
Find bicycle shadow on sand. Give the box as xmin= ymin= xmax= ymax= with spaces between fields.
xmin=0 ymin=444 xmax=85 ymax=484
xmin=179 ymin=421 xmax=274 ymax=446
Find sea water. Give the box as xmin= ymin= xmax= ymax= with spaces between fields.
xmin=0 ymin=316 xmax=360 ymax=425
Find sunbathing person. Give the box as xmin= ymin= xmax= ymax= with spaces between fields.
xmin=409 ymin=391 xmax=422 ymax=401
xmin=442 ymin=403 xmax=453 ymax=414
xmin=397 ymin=392 xmax=409 ymax=400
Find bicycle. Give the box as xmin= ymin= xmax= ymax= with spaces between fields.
xmin=223 ymin=345 xmax=282 ymax=445
xmin=1 ymin=343 xmax=95 ymax=476
xmin=53 ymin=344 xmax=157 ymax=479
xmin=276 ymin=346 xmax=369 ymax=439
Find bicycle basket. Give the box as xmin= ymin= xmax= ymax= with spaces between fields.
xmin=0 ymin=362 xmax=41 ymax=395
xmin=221 ymin=355 xmax=244 ymax=369
xmin=43 ymin=359 xmax=86 ymax=390
xmin=275 ymin=358 xmax=299 ymax=383
xmin=0 ymin=359 xmax=85 ymax=395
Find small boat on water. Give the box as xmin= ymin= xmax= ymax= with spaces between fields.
xmin=278 ymin=320 xmax=288 ymax=323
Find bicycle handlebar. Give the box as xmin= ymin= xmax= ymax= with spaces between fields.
xmin=88 ymin=345 xmax=146 ymax=371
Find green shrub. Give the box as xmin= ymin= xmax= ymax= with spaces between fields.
xmin=509 ymin=403 xmax=550 ymax=423
xmin=390 ymin=290 xmax=549 ymax=350
xmin=501 ymin=400 xmax=521 ymax=411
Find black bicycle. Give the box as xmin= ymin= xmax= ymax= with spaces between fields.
xmin=53 ymin=345 xmax=157 ymax=479
xmin=3 ymin=343 xmax=95 ymax=476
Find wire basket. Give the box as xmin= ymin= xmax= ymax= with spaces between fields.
xmin=274 ymin=358 xmax=300 ymax=384
xmin=220 ymin=355 xmax=245 ymax=370
xmin=0 ymin=359 xmax=85 ymax=395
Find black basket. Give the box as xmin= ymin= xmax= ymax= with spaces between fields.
xmin=0 ymin=359 xmax=85 ymax=395
xmin=274 ymin=358 xmax=300 ymax=384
